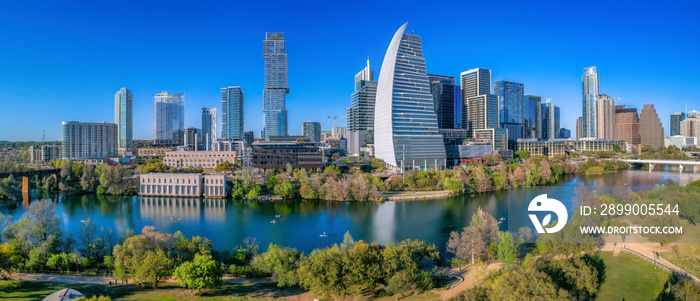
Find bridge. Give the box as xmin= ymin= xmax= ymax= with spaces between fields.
xmin=620 ymin=159 xmax=700 ymax=172
xmin=0 ymin=169 xmax=60 ymax=193
xmin=330 ymin=156 xmax=371 ymax=167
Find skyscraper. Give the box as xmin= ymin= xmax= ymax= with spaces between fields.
xmin=347 ymin=58 xmax=377 ymax=154
xmin=680 ymin=111 xmax=700 ymax=142
xmin=428 ymin=74 xmax=457 ymax=129
xmin=114 ymin=87 xmax=133 ymax=153
xmin=302 ymin=121 xmax=321 ymax=142
xmin=62 ymin=121 xmax=118 ymax=160
xmin=670 ymin=112 xmax=686 ymax=136
xmin=576 ymin=117 xmax=583 ymax=140
xmin=596 ymin=94 xmax=615 ymax=140
xmin=582 ymin=66 xmax=599 ymax=138
xmin=639 ymin=104 xmax=664 ymax=149
xmin=460 ymin=67 xmax=492 ymax=130
xmin=221 ymin=86 xmax=244 ymax=140
xmin=541 ymin=98 xmax=560 ymax=139
xmin=263 ymin=32 xmax=289 ymax=140
xmin=615 ymin=105 xmax=641 ymax=146
xmin=494 ymin=80 xmax=524 ymax=140
xmin=153 ymin=91 xmax=184 ymax=145
xmin=524 ymin=95 xmax=542 ymax=139
xmin=201 ymin=107 xmax=217 ymax=151
xmin=374 ymin=23 xmax=446 ymax=170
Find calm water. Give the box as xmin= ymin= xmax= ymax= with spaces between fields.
xmin=2 ymin=168 xmax=699 ymax=253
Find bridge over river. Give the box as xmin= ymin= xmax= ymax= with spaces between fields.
xmin=620 ymin=159 xmax=700 ymax=172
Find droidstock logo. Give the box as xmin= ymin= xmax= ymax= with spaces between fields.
xmin=528 ymin=194 xmax=568 ymax=234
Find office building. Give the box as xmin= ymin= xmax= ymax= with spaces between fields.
xmin=665 ymin=135 xmax=697 ymax=149
xmin=183 ymin=127 xmax=201 ymax=150
xmin=137 ymin=147 xmax=174 ymax=157
xmin=221 ymin=87 xmax=244 ymax=140
xmin=559 ymin=128 xmax=571 ymax=139
xmin=140 ymin=173 xmax=227 ymax=198
xmin=263 ymin=32 xmax=289 ymax=139
xmin=154 ymin=91 xmax=185 ymax=145
xmin=29 ymin=145 xmax=60 ymax=164
xmin=201 ymin=107 xmax=217 ymax=151
xmin=596 ymin=94 xmax=616 ymax=140
xmin=61 ymin=121 xmax=118 ymax=160
xmin=251 ymin=141 xmax=324 ymax=169
xmin=444 ymin=142 xmax=494 ymax=167
xmin=615 ymin=105 xmax=641 ymax=146
xmin=576 ymin=117 xmax=583 ymax=140
xmin=680 ymin=111 xmax=700 ymax=142
xmin=163 ymin=151 xmax=238 ymax=169
xmin=428 ymin=74 xmax=457 ymax=129
xmin=243 ymin=131 xmax=254 ymax=147
xmin=302 ymin=121 xmax=321 ymax=142
xmin=347 ymin=59 xmax=378 ymax=154
xmin=114 ymin=87 xmax=133 ymax=153
xmin=524 ymin=95 xmax=542 ymax=139
xmin=516 ymin=139 xmax=623 ymax=158
xmin=582 ymin=66 xmax=599 ymax=138
xmin=670 ymin=112 xmax=686 ymax=136
xmin=639 ymin=104 xmax=664 ymax=149
xmin=374 ymin=23 xmax=446 ymax=170
xmin=495 ymin=81 xmax=524 ymax=141
xmin=541 ymin=99 xmax=560 ymax=140
xmin=460 ymin=67 xmax=492 ymax=130
xmin=332 ymin=126 xmax=347 ymax=139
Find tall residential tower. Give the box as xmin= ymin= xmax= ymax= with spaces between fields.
xmin=494 ymin=80 xmax=524 ymax=140
xmin=153 ymin=91 xmax=184 ymax=145
xmin=114 ymin=87 xmax=133 ymax=153
xmin=221 ymin=86 xmax=244 ymax=140
xmin=347 ymin=58 xmax=377 ymax=154
xmin=201 ymin=107 xmax=217 ymax=151
xmin=582 ymin=66 xmax=599 ymax=138
xmin=263 ymin=33 xmax=289 ymax=139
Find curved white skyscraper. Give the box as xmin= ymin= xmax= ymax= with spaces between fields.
xmin=374 ymin=23 xmax=446 ymax=171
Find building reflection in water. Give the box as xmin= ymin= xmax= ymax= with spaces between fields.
xmin=139 ymin=197 xmax=227 ymax=222
xmin=372 ymin=202 xmax=395 ymax=245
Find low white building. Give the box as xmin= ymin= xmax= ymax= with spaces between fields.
xmin=140 ymin=173 xmax=227 ymax=198
xmin=664 ymin=135 xmax=697 ymax=149
xmin=163 ymin=151 xmax=238 ymax=169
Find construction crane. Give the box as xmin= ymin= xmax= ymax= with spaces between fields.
xmin=327 ymin=116 xmax=346 ymax=128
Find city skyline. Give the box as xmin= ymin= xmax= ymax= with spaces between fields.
xmin=1 ymin=1 xmax=699 ymax=141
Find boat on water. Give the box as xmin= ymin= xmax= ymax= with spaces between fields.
xmin=275 ymin=214 xmax=281 ymax=218
xmin=320 ymin=232 xmax=328 ymax=237
xmin=270 ymin=220 xmax=277 ymax=224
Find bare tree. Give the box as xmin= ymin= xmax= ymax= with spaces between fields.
xmin=447 ymin=226 xmax=486 ymax=264
xmin=79 ymin=218 xmax=97 ymax=258
xmin=26 ymin=199 xmax=60 ymax=242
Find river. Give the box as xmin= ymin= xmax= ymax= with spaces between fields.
xmin=1 ymin=168 xmax=699 ymax=253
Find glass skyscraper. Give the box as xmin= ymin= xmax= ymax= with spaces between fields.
xmin=582 ymin=66 xmax=599 ymax=138
xmin=460 ymin=68 xmax=493 ymax=131
xmin=670 ymin=112 xmax=686 ymax=136
xmin=302 ymin=121 xmax=321 ymax=142
xmin=153 ymin=91 xmax=184 ymax=145
xmin=524 ymin=95 xmax=542 ymax=139
xmin=347 ymin=58 xmax=377 ymax=154
xmin=201 ymin=107 xmax=217 ymax=151
xmin=221 ymin=86 xmax=244 ymax=140
xmin=263 ymin=32 xmax=289 ymax=140
xmin=494 ymin=80 xmax=524 ymax=140
xmin=374 ymin=23 xmax=446 ymax=170
xmin=114 ymin=87 xmax=133 ymax=152
xmin=541 ymin=98 xmax=560 ymax=140
xmin=428 ymin=74 xmax=457 ymax=129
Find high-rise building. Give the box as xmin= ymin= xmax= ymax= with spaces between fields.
xmin=615 ymin=105 xmax=641 ymax=145
xmin=596 ymin=94 xmax=616 ymax=140
xmin=183 ymin=127 xmax=201 ymax=150
xmin=332 ymin=127 xmax=347 ymax=139
xmin=263 ymin=32 xmax=289 ymax=140
xmin=347 ymin=58 xmax=377 ymax=153
xmin=541 ymin=98 xmax=560 ymax=140
xmin=243 ymin=131 xmax=254 ymax=147
xmin=670 ymin=112 xmax=686 ymax=136
xmin=201 ymin=107 xmax=217 ymax=151
xmin=582 ymin=66 xmax=599 ymax=138
xmin=114 ymin=87 xmax=133 ymax=153
xmin=428 ymin=74 xmax=457 ymax=129
xmin=466 ymin=94 xmax=499 ymax=131
xmin=576 ymin=117 xmax=583 ymax=140
xmin=460 ymin=68 xmax=492 ymax=130
xmin=153 ymin=91 xmax=185 ymax=145
xmin=494 ymin=81 xmax=524 ymax=140
xmin=221 ymin=86 xmax=244 ymax=140
xmin=524 ymin=95 xmax=542 ymax=139
xmin=680 ymin=110 xmax=700 ymax=142
xmin=639 ymin=104 xmax=664 ymax=149
xmin=559 ymin=128 xmax=571 ymax=139
xmin=302 ymin=121 xmax=321 ymax=142
xmin=62 ymin=121 xmax=118 ymax=160
xmin=374 ymin=23 xmax=446 ymax=170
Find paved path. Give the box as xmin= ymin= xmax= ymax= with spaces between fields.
xmin=11 ymin=273 xmax=274 ymax=285
xmin=434 ymin=263 xmax=501 ymax=300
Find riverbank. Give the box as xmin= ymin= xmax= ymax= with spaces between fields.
xmin=381 ymin=190 xmax=453 ymax=201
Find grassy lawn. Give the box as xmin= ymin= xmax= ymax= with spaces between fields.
xmin=596 ymin=252 xmax=671 ymax=301
xmin=659 ymin=222 xmax=700 ymax=278
xmin=0 ymin=280 xmax=284 ymax=301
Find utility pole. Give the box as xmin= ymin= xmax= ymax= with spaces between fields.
xmin=402 ymin=144 xmax=405 ymax=183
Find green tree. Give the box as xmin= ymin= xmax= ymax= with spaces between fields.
xmin=214 ymin=161 xmax=234 ymax=172
xmin=497 ymin=232 xmax=516 ymax=268
xmin=74 ymin=296 xmax=112 ymax=301
xmin=135 ymin=249 xmax=173 ymax=288
xmin=515 ymin=150 xmax=531 ymax=159
xmin=173 ymin=253 xmax=223 ymax=291
xmin=251 ymin=244 xmax=300 ymax=287
xmin=273 ymin=180 xmax=296 ymax=199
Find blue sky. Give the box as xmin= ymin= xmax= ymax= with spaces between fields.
xmin=1 ymin=0 xmax=698 ymax=141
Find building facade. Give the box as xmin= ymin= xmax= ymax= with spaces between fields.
xmin=680 ymin=112 xmax=700 ymax=142
xmin=347 ymin=59 xmax=378 ymax=154
xmin=516 ymin=139 xmax=623 ymax=158
xmin=615 ymin=105 xmax=641 ymax=146
xmin=61 ymin=121 xmax=118 ymax=160
xmin=139 ymin=173 xmax=226 ymax=198
xmin=183 ymin=127 xmax=201 ymax=150
xmin=153 ymin=91 xmax=185 ymax=145
xmin=221 ymin=86 xmax=244 ymax=140
xmin=494 ymin=81 xmax=524 ymax=141
xmin=639 ymin=104 xmax=664 ymax=149
xmin=559 ymin=128 xmax=571 ymax=139
xmin=374 ymin=23 xmax=446 ymax=170
xmin=581 ymin=66 xmax=599 ymax=138
xmin=670 ymin=112 xmax=686 ymax=136
xmin=29 ymin=145 xmax=60 ymax=164
xmin=114 ymin=87 xmax=133 ymax=153
xmin=428 ymin=74 xmax=457 ymax=129
xmin=302 ymin=121 xmax=321 ymax=142
xmin=251 ymin=141 xmax=324 ymax=169
xmin=201 ymin=107 xmax=217 ymax=151
xmin=460 ymin=67 xmax=492 ymax=130
xmin=576 ymin=117 xmax=583 ymax=140
xmin=524 ymin=95 xmax=542 ymax=139
xmin=541 ymin=99 xmax=560 ymax=140
xmin=263 ymin=33 xmax=289 ymax=139
xmin=596 ymin=94 xmax=616 ymax=140
xmin=163 ymin=151 xmax=238 ymax=169
xmin=137 ymin=147 xmax=174 ymax=157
